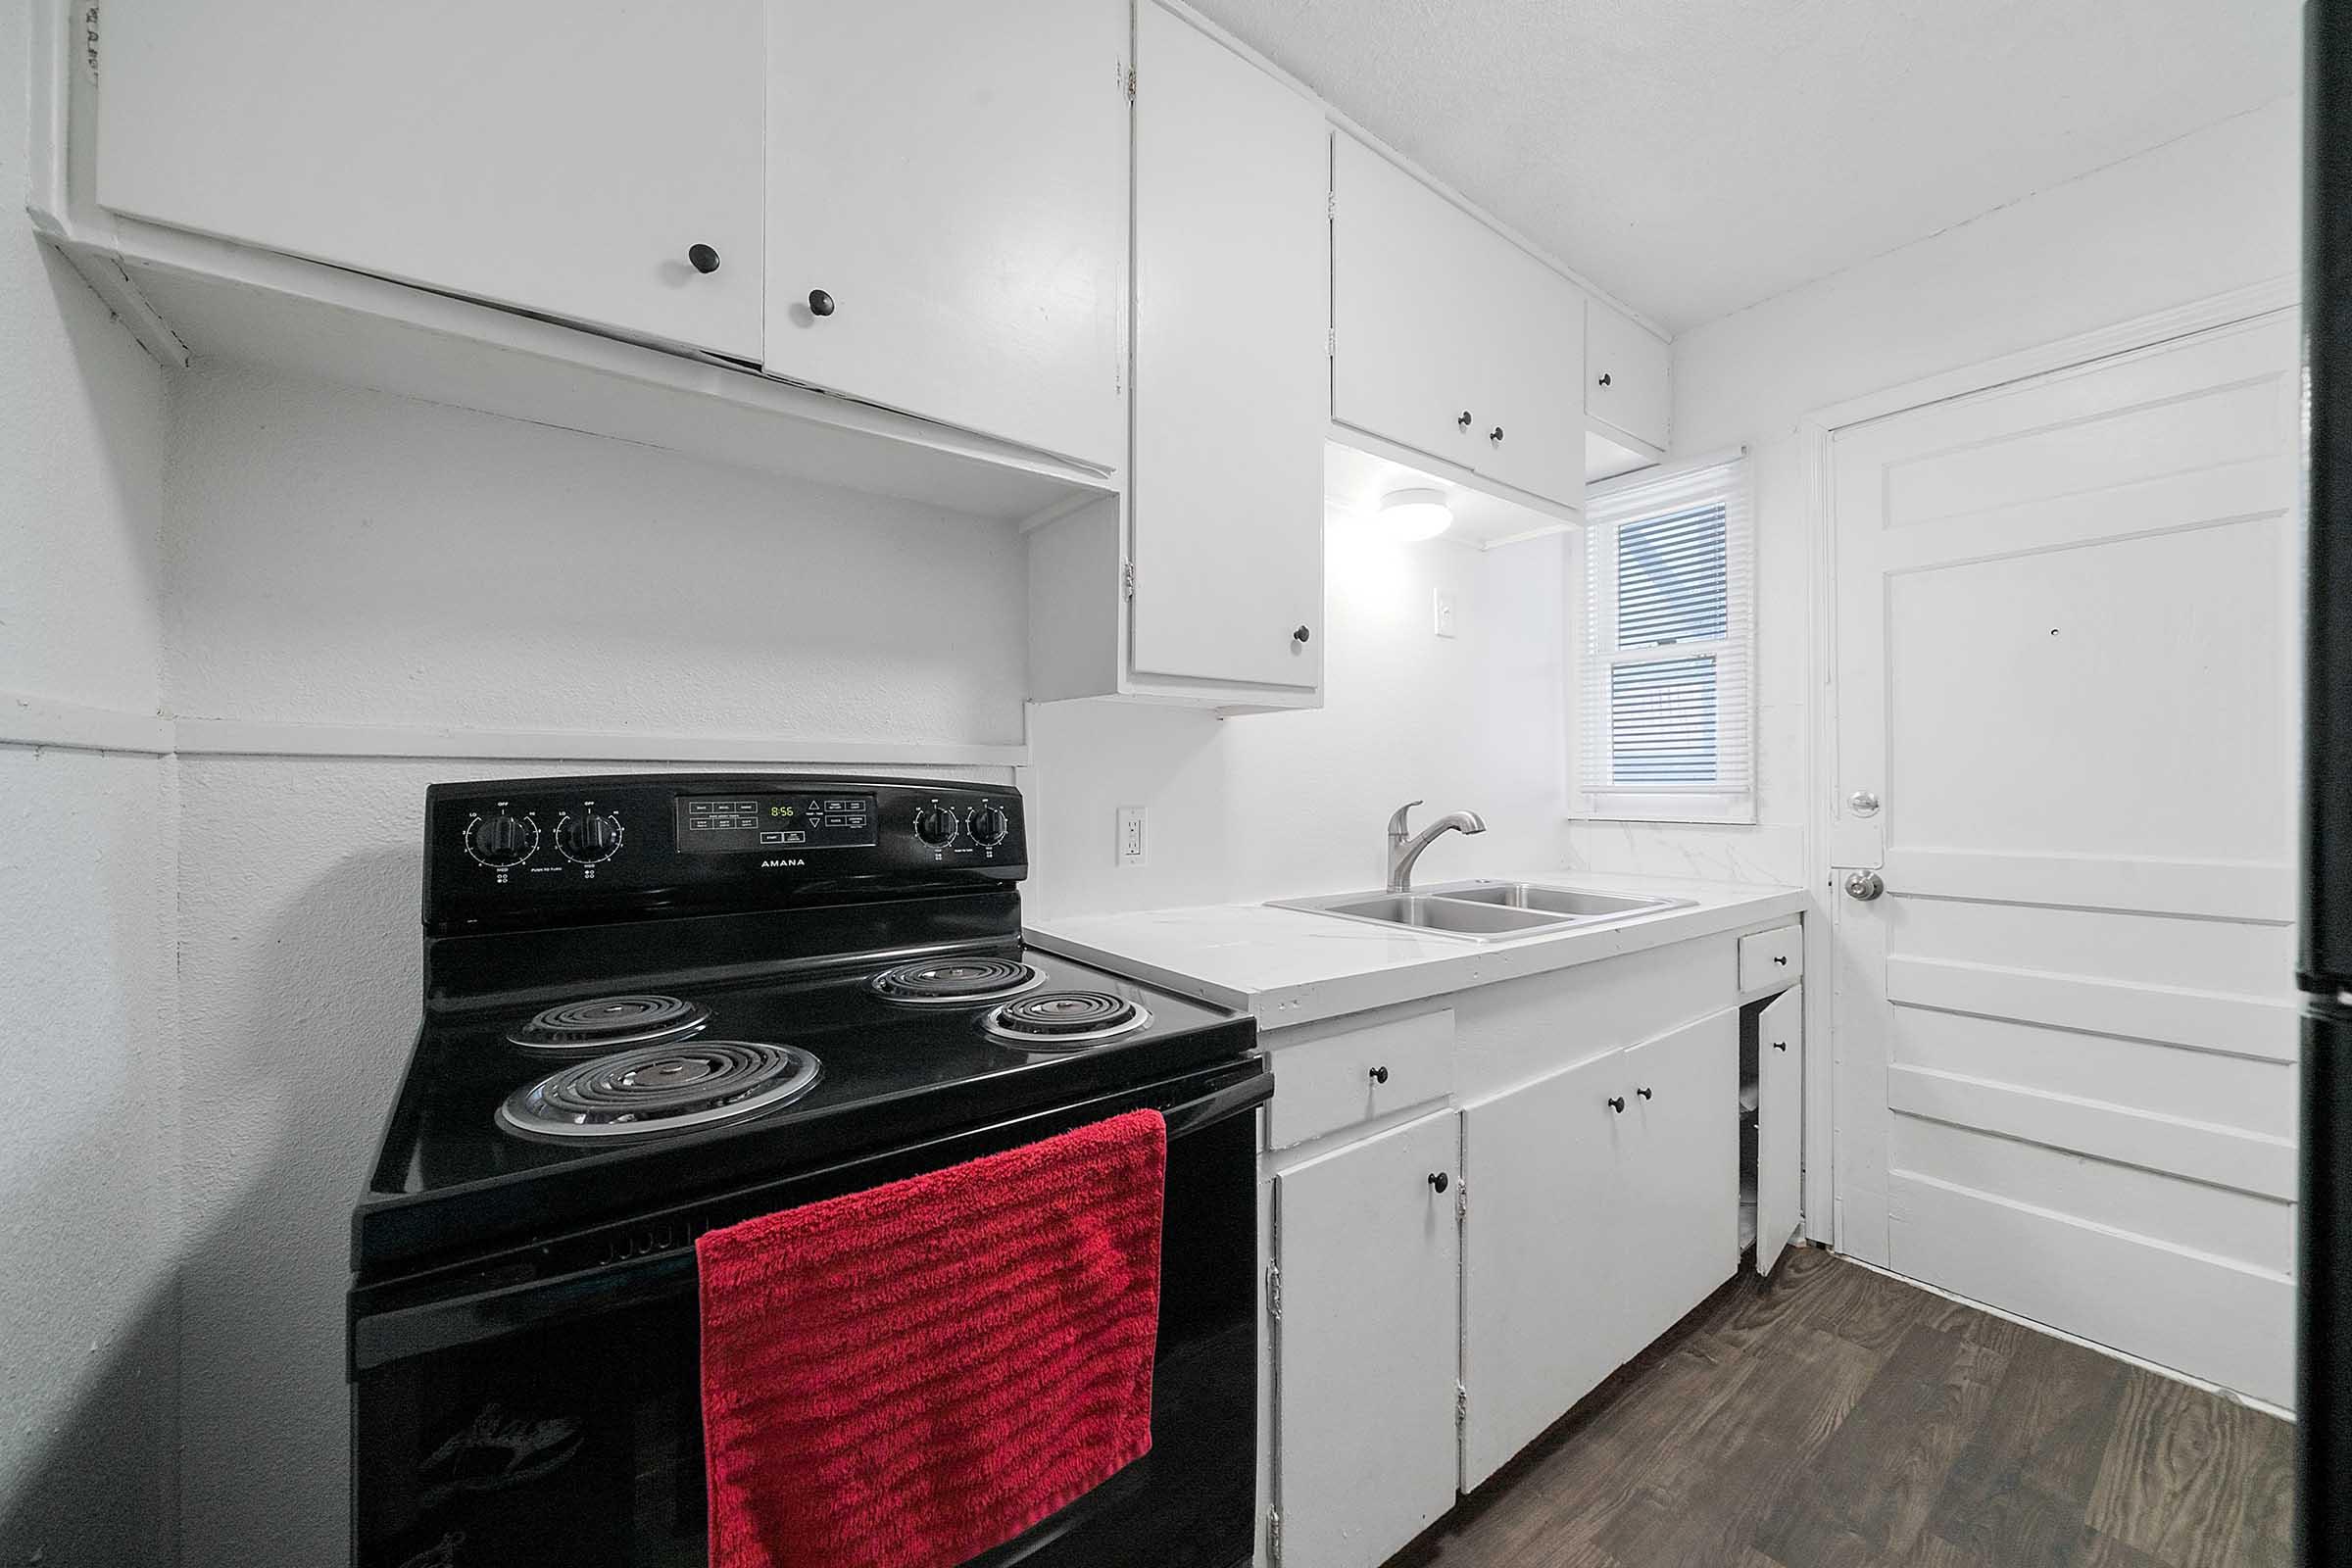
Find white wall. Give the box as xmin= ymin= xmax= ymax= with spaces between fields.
xmin=1025 ymin=523 xmax=1570 ymax=917
xmin=1564 ymin=97 xmax=2304 ymax=886
xmin=148 ymin=365 xmax=1030 ymax=1563
xmin=0 ymin=7 xmax=179 ymax=1563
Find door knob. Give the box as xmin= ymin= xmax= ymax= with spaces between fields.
xmin=687 ymin=243 xmax=721 ymax=274
xmin=1368 ymin=1065 xmax=1390 ymax=1085
xmin=1607 ymin=1096 xmax=1626 ymax=1113
xmin=1848 ymin=790 xmax=1881 ymax=816
xmin=1428 ymin=1171 xmax=1449 ymax=1194
xmin=808 ymin=288 xmax=836 ymax=318
xmin=1844 ymin=870 xmax=1885 ymax=902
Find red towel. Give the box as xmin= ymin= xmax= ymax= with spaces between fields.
xmin=697 ymin=1108 xmax=1168 ymax=1568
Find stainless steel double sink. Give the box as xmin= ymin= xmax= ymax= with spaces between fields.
xmin=1270 ymin=880 xmax=1694 ymax=942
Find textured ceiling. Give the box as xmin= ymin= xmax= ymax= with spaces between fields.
xmin=1187 ymin=0 xmax=2302 ymax=332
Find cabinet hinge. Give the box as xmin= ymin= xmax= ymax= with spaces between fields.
xmin=1455 ymin=1181 xmax=1468 ymax=1222
xmin=1265 ymin=1262 xmax=1282 ymax=1321
xmin=80 ymin=2 xmax=100 ymax=82
xmin=1456 ymin=1382 xmax=1469 ymax=1426
xmin=1326 ymin=326 xmax=1336 ymax=359
xmin=1121 ymin=561 xmax=1136 ymax=602
xmin=1326 ymin=189 xmax=1337 ymax=220
xmin=1124 ymin=64 xmax=1137 ymax=101
xmin=1267 ymin=1508 xmax=1283 ymax=1565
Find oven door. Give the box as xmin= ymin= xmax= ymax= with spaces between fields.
xmin=351 ymin=1064 xmax=1268 ymax=1568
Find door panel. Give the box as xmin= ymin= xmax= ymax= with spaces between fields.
xmin=1754 ymin=986 xmax=1802 ymax=1276
xmin=1330 ymin=136 xmax=1487 ymax=467
xmin=1473 ymin=242 xmax=1587 ymax=504
xmin=1618 ymin=1010 xmax=1739 ymax=1343
xmin=1829 ymin=311 xmax=2301 ymax=1407
xmin=1459 ymin=1053 xmax=1625 ymax=1490
xmin=764 ymin=0 xmax=1126 ymax=466
xmin=1274 ymin=1111 xmax=1460 ymax=1568
xmin=1129 ymin=4 xmax=1327 ymax=690
xmin=96 ymin=0 xmax=765 ymax=359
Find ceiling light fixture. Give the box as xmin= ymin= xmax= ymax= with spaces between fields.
xmin=1375 ymin=487 xmax=1452 ymax=542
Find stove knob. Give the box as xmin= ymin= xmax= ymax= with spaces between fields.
xmin=557 ymin=811 xmax=622 ymax=864
xmin=466 ymin=812 xmax=536 ymax=868
xmin=968 ymin=804 xmax=1010 ymax=848
xmin=914 ymin=804 xmax=959 ymax=846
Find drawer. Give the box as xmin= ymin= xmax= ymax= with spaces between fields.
xmin=1739 ymin=923 xmax=1802 ymax=992
xmin=1267 ymin=1008 xmax=1455 ymax=1150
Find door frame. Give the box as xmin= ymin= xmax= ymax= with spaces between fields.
xmin=1793 ymin=273 xmax=2300 ymax=1251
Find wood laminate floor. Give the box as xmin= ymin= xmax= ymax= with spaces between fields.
xmin=1388 ymin=1246 xmax=2293 ymax=1568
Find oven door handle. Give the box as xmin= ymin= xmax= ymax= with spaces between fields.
xmin=353 ymin=1066 xmax=1270 ymax=1373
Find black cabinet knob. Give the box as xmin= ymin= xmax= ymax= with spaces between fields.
xmin=1292 ymin=624 xmax=1311 ymax=645
xmin=1772 ymin=1040 xmax=1788 ymax=1053
xmin=687 ymin=244 xmax=720 ymax=275
xmin=1596 ymin=371 xmax=1612 ymax=387
xmin=808 ymin=288 xmax=836 ymax=318
xmin=1774 ymin=955 xmax=1788 ymax=966
xmin=1456 ymin=410 xmax=1473 ymax=429
xmin=1637 ymin=1087 xmax=1653 ymax=1100
xmin=1428 ymin=1171 xmax=1449 ymax=1194
xmin=1489 ymin=426 xmax=1504 ymax=444
xmin=1369 ymin=1065 xmax=1390 ymax=1085
xmin=1607 ymin=1096 xmax=1626 ymax=1113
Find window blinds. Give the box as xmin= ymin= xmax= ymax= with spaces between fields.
xmin=1579 ymin=455 xmax=1753 ymax=818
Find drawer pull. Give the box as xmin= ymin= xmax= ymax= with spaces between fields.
xmin=1368 ymin=1065 xmax=1390 ymax=1085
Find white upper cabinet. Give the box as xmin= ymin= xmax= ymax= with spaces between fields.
xmin=1330 ymin=135 xmax=1590 ymax=510
xmin=1586 ymin=297 xmax=1672 ymax=452
xmin=1128 ymin=3 xmax=1328 ymax=691
xmin=94 ymin=0 xmax=767 ymax=361
xmin=763 ymin=0 xmax=1128 ymax=469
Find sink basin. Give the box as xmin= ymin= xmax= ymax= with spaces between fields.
xmin=1419 ymin=881 xmax=1694 ymax=921
xmin=1271 ymin=881 xmax=1694 ymax=942
xmin=1305 ymin=894 xmax=1568 ymax=937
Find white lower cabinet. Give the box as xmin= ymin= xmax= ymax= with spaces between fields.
xmin=1460 ymin=1009 xmax=1739 ymax=1492
xmin=1754 ymin=984 xmax=1805 ymax=1275
xmin=1271 ymin=1110 xmax=1461 ymax=1568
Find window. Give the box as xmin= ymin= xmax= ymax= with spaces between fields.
xmin=1576 ymin=454 xmax=1753 ymax=822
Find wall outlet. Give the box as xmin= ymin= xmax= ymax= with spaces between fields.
xmin=1117 ymin=806 xmax=1149 ymax=867
xmin=1434 ymin=588 xmax=1457 ymax=638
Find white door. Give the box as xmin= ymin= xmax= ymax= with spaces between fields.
xmin=1128 ymin=4 xmax=1327 ymax=691
xmin=1470 ymin=241 xmax=1588 ymax=506
xmin=1754 ymin=985 xmax=1803 ymax=1276
xmin=763 ymin=0 xmax=1127 ymax=466
xmin=1829 ymin=311 xmax=2302 ymax=1407
xmin=1330 ymin=135 xmax=1488 ymax=470
xmin=1273 ymin=1110 xmax=1461 ymax=1568
xmin=95 ymin=0 xmax=766 ymax=359
xmin=1616 ymin=1010 xmax=1739 ymax=1345
xmin=1458 ymin=1052 xmax=1626 ymax=1491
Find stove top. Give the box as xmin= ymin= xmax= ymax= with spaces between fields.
xmin=354 ymin=774 xmax=1258 ymax=1278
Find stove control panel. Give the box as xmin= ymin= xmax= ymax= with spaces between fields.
xmin=673 ymin=793 xmax=878 ymax=854
xmin=423 ymin=774 xmax=1027 ymax=930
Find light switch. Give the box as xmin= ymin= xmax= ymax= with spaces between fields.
xmin=1434 ymin=589 xmax=1457 ymax=638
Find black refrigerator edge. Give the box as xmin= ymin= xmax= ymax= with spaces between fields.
xmin=2303 ymin=3 xmax=2352 ymax=1559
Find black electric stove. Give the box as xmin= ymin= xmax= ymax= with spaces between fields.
xmin=347 ymin=774 xmax=1265 ymax=1568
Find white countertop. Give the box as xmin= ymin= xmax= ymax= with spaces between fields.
xmin=1027 ymin=871 xmax=1809 ymax=1030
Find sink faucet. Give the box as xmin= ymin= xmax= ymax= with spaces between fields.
xmin=1386 ymin=800 xmax=1488 ymax=894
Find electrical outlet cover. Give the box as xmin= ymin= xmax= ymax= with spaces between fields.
xmin=1434 ymin=589 xmax=1457 ymax=638
xmin=1117 ymin=806 xmax=1148 ymax=867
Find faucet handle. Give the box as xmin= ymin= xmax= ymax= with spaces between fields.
xmin=1387 ymin=800 xmax=1424 ymax=837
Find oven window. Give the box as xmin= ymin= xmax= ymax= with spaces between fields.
xmin=354 ymin=1108 xmax=1257 ymax=1568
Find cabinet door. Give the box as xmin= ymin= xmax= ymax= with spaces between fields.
xmin=1618 ymin=1010 xmax=1739 ymax=1346
xmin=1274 ymin=1111 xmax=1461 ymax=1568
xmin=1331 ymin=136 xmax=1487 ymax=468
xmin=1587 ymin=299 xmax=1672 ymax=451
xmin=1471 ymin=243 xmax=1589 ymax=505
xmin=1755 ymin=984 xmax=1804 ymax=1276
xmin=763 ymin=0 xmax=1126 ymax=466
xmin=1129 ymin=5 xmax=1327 ymax=690
xmin=95 ymin=0 xmax=765 ymax=360
xmin=1459 ymin=1053 xmax=1627 ymax=1491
